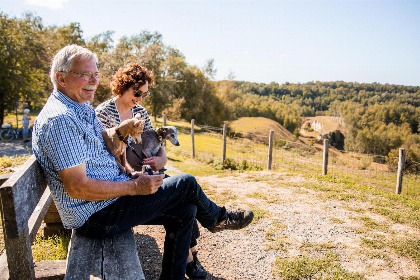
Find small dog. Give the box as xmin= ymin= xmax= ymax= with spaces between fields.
xmin=102 ymin=114 xmax=145 ymax=171
xmin=126 ymin=126 xmax=180 ymax=172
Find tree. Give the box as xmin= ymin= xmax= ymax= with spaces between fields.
xmin=178 ymin=65 xmax=228 ymax=126
xmin=94 ymin=31 xmax=187 ymax=120
xmin=0 ymin=13 xmax=49 ymax=126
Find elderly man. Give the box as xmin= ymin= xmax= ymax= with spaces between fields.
xmin=32 ymin=44 xmax=253 ymax=280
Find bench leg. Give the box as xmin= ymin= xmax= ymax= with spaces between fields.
xmin=4 ymin=226 xmax=35 ymax=279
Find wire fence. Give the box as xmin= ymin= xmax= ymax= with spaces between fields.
xmin=163 ymin=118 xmax=420 ymax=199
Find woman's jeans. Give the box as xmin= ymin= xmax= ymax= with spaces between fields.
xmin=76 ymin=174 xmax=221 ymax=280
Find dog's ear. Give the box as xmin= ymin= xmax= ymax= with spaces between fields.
xmin=156 ymin=127 xmax=166 ymax=135
xmin=134 ymin=119 xmax=145 ymax=127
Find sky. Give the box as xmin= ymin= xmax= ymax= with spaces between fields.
xmin=2 ymin=0 xmax=420 ymax=86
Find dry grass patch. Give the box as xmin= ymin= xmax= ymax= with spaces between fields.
xmin=273 ymin=253 xmax=365 ymax=280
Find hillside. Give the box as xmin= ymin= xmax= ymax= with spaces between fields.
xmin=228 ymin=117 xmax=297 ymax=143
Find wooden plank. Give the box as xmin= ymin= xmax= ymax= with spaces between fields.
xmin=65 ymin=229 xmax=144 ymax=280
xmin=35 ymin=260 xmax=66 ymax=280
xmin=64 ymin=231 xmax=103 ymax=280
xmin=0 ymin=173 xmax=13 ymax=233
xmin=0 ymin=188 xmax=52 ymax=280
xmin=0 ymin=173 xmax=12 ymax=186
xmin=191 ymin=119 xmax=195 ymax=158
xmin=322 ymin=139 xmax=329 ymax=175
xmin=0 ymin=253 xmax=8 ymax=280
xmin=3 ymin=226 xmax=35 ymax=279
xmin=395 ymin=148 xmax=406 ymax=194
xmin=267 ymin=130 xmax=274 ymax=170
xmin=0 ymin=155 xmax=48 ymax=238
xmin=44 ymin=202 xmax=62 ymax=223
xmin=0 ymin=258 xmax=67 ymax=280
xmin=28 ymin=187 xmax=53 ymax=242
xmin=103 ymin=229 xmax=144 ymax=280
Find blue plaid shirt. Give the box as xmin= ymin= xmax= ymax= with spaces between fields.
xmin=32 ymin=89 xmax=129 ymax=229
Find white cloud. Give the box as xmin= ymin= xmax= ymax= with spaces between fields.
xmin=25 ymin=0 xmax=69 ymax=10
xmin=279 ymin=53 xmax=289 ymax=58
xmin=243 ymin=51 xmax=249 ymax=55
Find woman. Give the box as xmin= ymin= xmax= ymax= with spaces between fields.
xmin=96 ymin=63 xmax=207 ymax=279
xmin=22 ymin=108 xmax=31 ymax=143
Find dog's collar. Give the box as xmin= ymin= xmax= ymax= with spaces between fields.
xmin=156 ymin=128 xmax=164 ymax=143
xmin=115 ymin=128 xmax=129 ymax=144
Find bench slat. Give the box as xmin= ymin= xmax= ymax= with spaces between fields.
xmin=28 ymin=187 xmax=53 ymax=242
xmin=65 ymin=229 xmax=145 ymax=280
xmin=0 ymin=155 xmax=48 ymax=238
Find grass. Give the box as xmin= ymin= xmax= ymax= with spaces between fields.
xmin=273 ymin=253 xmax=365 ymax=280
xmin=31 ymin=231 xmax=70 ymax=262
xmin=247 ymin=204 xmax=270 ymax=221
xmin=0 ymin=155 xmax=31 ymax=174
xmin=392 ymin=238 xmax=420 ymax=267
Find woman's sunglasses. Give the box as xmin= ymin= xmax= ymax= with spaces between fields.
xmin=133 ymin=88 xmax=150 ymax=98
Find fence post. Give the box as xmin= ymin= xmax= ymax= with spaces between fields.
xmin=162 ymin=114 xmax=167 ymax=148
xmin=322 ymin=139 xmax=329 ymax=175
xmin=222 ymin=123 xmax=227 ymax=164
xmin=395 ymin=148 xmax=406 ymax=194
xmin=191 ymin=119 xmax=195 ymax=158
xmin=267 ymin=130 xmax=274 ymax=170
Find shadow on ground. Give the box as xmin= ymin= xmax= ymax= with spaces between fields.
xmin=0 ymin=140 xmax=32 ymax=157
xmin=134 ymin=233 xmax=227 ymax=280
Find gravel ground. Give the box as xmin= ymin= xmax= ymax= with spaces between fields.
xmin=133 ymin=172 xmax=420 ymax=280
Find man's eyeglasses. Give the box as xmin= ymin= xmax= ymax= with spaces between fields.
xmin=61 ymin=71 xmax=102 ymax=81
xmin=133 ymin=88 xmax=150 ymax=98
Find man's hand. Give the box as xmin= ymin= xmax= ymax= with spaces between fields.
xmin=131 ymin=173 xmax=165 ymax=195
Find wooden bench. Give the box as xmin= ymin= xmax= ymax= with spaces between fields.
xmin=0 ymin=155 xmax=145 ymax=280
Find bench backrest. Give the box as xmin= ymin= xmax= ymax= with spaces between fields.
xmin=0 ymin=155 xmax=53 ymax=279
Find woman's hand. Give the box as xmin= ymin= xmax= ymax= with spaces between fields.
xmin=143 ymin=155 xmax=166 ymax=171
xmin=143 ymin=146 xmax=167 ymax=171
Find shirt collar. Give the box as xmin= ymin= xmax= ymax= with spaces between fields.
xmin=53 ymin=89 xmax=93 ymax=114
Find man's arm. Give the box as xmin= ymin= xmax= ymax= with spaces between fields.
xmin=58 ymin=163 xmax=164 ymax=201
xmin=143 ymin=146 xmax=167 ymax=171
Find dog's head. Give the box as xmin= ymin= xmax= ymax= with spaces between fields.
xmin=118 ymin=113 xmax=145 ymax=144
xmin=130 ymin=113 xmax=145 ymax=144
xmin=157 ymin=126 xmax=180 ymax=146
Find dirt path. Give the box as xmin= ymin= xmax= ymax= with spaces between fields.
xmin=134 ymin=171 xmax=420 ymax=280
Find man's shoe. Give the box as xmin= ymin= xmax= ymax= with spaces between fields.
xmin=192 ymin=251 xmax=204 ymax=270
xmin=186 ymin=255 xmax=207 ymax=279
xmin=208 ymin=208 xmax=254 ymax=233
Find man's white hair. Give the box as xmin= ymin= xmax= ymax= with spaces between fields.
xmin=50 ymin=44 xmax=98 ymax=89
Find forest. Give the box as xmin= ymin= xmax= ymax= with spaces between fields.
xmin=1 ymin=12 xmax=419 ymax=164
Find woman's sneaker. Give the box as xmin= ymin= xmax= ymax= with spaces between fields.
xmin=208 ymin=207 xmax=254 ymax=233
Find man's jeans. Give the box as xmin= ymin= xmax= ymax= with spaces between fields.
xmin=76 ymin=174 xmax=222 ymax=280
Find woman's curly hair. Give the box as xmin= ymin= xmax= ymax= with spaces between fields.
xmin=110 ymin=63 xmax=154 ymax=96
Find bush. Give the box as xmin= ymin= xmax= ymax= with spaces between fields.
xmin=358 ymin=156 xmax=372 ymax=170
